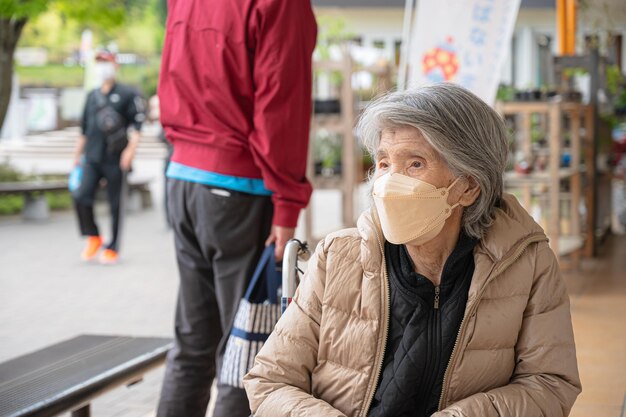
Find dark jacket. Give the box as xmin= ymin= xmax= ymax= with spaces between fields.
xmin=81 ymin=83 xmax=145 ymax=163
xmin=368 ymin=234 xmax=477 ymax=417
xmin=158 ymin=0 xmax=317 ymax=227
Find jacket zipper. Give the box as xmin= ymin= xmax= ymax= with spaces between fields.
xmin=437 ymin=233 xmax=547 ymax=410
xmin=360 ymin=224 xmax=391 ymax=417
xmin=419 ymin=293 xmax=442 ymax=416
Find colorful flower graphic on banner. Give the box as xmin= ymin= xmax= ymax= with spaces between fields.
xmin=409 ymin=0 xmax=521 ymax=104
xmin=421 ymin=37 xmax=460 ymax=82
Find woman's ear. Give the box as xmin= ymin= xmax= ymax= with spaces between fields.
xmin=458 ymin=176 xmax=480 ymax=207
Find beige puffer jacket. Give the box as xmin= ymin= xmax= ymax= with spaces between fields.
xmin=244 ymin=194 xmax=581 ymax=416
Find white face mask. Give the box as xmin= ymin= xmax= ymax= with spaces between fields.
xmin=94 ymin=62 xmax=116 ymax=86
xmin=372 ymin=173 xmax=461 ymax=245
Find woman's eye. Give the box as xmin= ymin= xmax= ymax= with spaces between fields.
xmin=378 ymin=161 xmax=389 ymax=169
xmin=411 ymin=161 xmax=422 ymax=168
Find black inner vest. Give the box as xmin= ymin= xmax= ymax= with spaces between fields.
xmin=368 ymin=232 xmax=478 ymax=417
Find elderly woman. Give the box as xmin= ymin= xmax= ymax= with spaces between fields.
xmin=244 ymin=84 xmax=581 ymax=417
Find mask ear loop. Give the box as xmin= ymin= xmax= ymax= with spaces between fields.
xmin=444 ymin=177 xmax=463 ymax=214
xmin=446 ymin=176 xmax=463 ymax=191
xmin=445 ymin=176 xmax=466 ymax=205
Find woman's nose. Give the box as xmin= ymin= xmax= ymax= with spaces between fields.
xmin=389 ymin=166 xmax=407 ymax=176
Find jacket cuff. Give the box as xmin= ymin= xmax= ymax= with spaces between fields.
xmin=272 ymin=200 xmax=301 ymax=228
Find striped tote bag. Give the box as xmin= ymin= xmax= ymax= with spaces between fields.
xmin=219 ymin=244 xmax=282 ymax=388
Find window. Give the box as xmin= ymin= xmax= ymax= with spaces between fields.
xmin=373 ymin=40 xmax=386 ymax=50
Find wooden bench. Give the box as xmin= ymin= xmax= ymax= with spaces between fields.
xmin=0 ymin=181 xmax=69 ymax=220
xmin=0 ymin=335 xmax=172 ymax=417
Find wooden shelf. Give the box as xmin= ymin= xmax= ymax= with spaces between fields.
xmin=311 ymin=115 xmax=347 ymax=133
xmin=496 ymin=99 xmax=594 ymax=268
xmin=504 ymin=168 xmax=580 ymax=184
xmin=310 ymin=176 xmax=343 ymax=189
xmin=313 ymin=60 xmax=345 ymax=72
xmin=305 ymin=52 xmax=391 ymax=244
xmin=558 ymin=235 xmax=585 ymax=256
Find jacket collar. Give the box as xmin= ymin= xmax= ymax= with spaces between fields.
xmin=475 ymin=193 xmax=547 ymax=263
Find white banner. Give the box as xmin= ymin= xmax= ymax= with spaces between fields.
xmin=407 ymin=0 xmax=521 ymax=105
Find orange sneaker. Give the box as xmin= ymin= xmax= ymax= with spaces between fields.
xmin=81 ymin=236 xmax=102 ymax=261
xmin=99 ymin=249 xmax=119 ymax=264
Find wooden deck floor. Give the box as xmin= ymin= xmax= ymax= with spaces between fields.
xmin=565 ymin=235 xmax=626 ymax=417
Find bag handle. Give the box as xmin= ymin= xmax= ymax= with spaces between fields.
xmin=243 ymin=244 xmax=281 ymax=304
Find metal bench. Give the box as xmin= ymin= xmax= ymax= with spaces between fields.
xmin=0 ymin=335 xmax=172 ymax=417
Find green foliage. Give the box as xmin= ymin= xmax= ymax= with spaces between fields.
xmin=600 ymin=112 xmax=619 ymax=129
xmin=0 ymin=0 xmax=48 ymax=20
xmin=139 ymin=60 xmax=159 ymax=97
xmin=496 ymin=84 xmax=516 ymax=102
xmin=563 ymin=67 xmax=588 ymax=79
xmin=16 ymin=64 xmax=84 ymax=87
xmin=0 ymin=194 xmax=23 ymax=215
xmin=0 ymin=162 xmax=23 ymax=182
xmin=314 ymin=130 xmax=342 ymax=169
xmin=155 ymin=0 xmax=166 ymax=25
xmin=17 ymin=63 xmax=159 ymax=93
xmin=0 ymin=0 xmax=136 ymax=28
xmin=123 ymin=0 xmax=151 ymax=18
xmin=55 ymin=0 xmax=125 ymax=31
xmin=315 ymin=15 xmax=355 ymax=61
xmin=153 ymin=0 xmax=167 ymax=51
xmin=46 ymin=190 xmax=72 ymax=210
xmin=0 ymin=163 xmax=72 ymax=215
xmin=0 ymin=191 xmax=72 ymax=215
xmin=606 ymin=65 xmax=625 ymax=97
xmin=18 ymin=11 xmax=83 ymax=60
xmin=316 ymin=15 xmax=354 ymax=44
xmin=18 ymin=0 xmax=164 ymax=58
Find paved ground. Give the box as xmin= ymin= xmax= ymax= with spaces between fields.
xmin=566 ymin=235 xmax=626 ymax=417
xmin=0 ymin=205 xmax=178 ymax=417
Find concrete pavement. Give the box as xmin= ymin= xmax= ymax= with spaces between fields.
xmin=0 ymin=206 xmax=178 ymax=417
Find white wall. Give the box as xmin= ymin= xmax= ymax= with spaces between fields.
xmin=314 ymin=7 xmax=405 ymax=62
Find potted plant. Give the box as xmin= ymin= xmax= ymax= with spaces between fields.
xmin=313 ymin=16 xmax=354 ymax=115
xmin=606 ymin=65 xmax=626 ymax=115
xmin=313 ymin=130 xmax=342 ymax=177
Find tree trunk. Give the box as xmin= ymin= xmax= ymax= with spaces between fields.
xmin=0 ymin=17 xmax=27 ymax=134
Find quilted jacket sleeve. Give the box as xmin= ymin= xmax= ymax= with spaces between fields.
xmin=433 ymin=241 xmax=582 ymax=417
xmin=243 ymin=239 xmax=348 ymax=417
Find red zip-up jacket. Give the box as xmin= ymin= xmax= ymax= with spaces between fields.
xmin=159 ymin=0 xmax=317 ymax=227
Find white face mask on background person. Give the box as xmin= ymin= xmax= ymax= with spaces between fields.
xmin=372 ymin=172 xmax=461 ymax=246
xmin=94 ymin=62 xmax=117 ymax=86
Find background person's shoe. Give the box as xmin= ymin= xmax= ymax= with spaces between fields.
xmin=81 ymin=236 xmax=102 ymax=261
xmin=99 ymin=249 xmax=119 ymax=264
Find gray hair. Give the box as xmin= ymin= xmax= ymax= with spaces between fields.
xmin=357 ymin=83 xmax=508 ymax=240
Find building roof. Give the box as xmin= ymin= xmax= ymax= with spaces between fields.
xmin=312 ymin=0 xmax=554 ymax=8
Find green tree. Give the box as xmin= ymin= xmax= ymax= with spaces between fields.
xmin=0 ymin=0 xmax=147 ymax=131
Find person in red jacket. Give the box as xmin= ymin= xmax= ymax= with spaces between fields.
xmin=156 ymin=1 xmax=317 ymax=416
